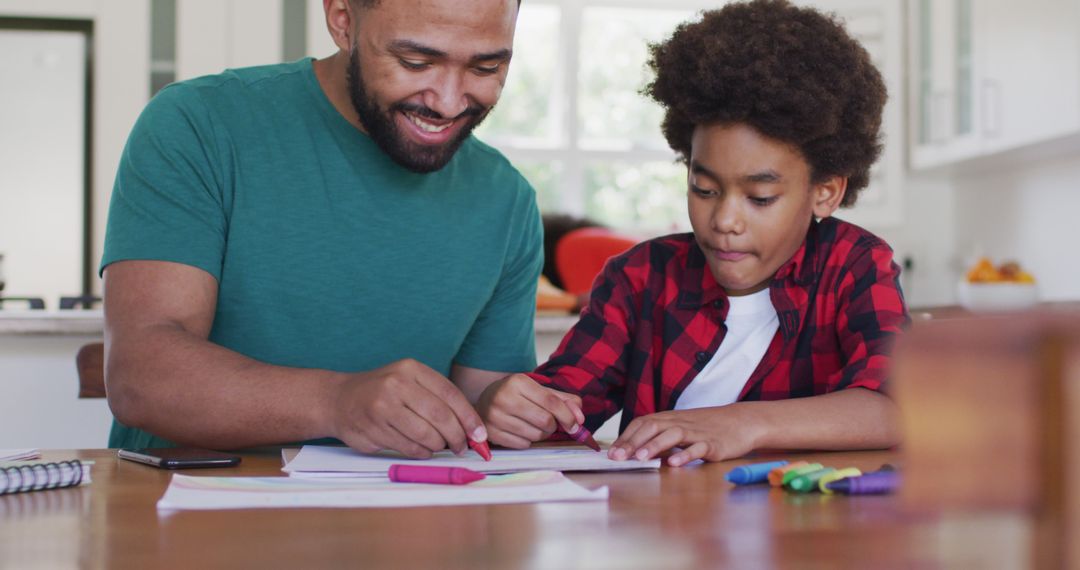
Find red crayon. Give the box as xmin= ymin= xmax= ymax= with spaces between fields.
xmin=388 ymin=464 xmax=486 ymax=485
xmin=468 ymin=439 xmax=493 ymax=461
xmin=566 ymin=424 xmax=602 ymax=452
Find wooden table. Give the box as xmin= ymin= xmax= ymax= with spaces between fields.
xmin=0 ymin=448 xmax=1034 ymax=569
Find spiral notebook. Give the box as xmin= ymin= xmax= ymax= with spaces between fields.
xmin=0 ymin=460 xmax=92 ymax=496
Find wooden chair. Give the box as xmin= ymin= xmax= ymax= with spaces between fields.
xmin=76 ymin=342 xmax=106 ymax=398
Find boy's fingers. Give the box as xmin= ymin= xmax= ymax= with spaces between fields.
xmin=667 ymin=441 xmax=709 ymax=467
xmin=550 ymin=391 xmax=586 ymax=425
xmin=487 ymin=426 xmax=533 ymax=450
xmin=521 ymin=386 xmax=580 ymax=434
xmin=611 ymin=419 xmax=662 ymax=460
xmin=492 ymin=409 xmax=549 ymax=442
xmin=632 ymin=426 xmax=685 ymax=462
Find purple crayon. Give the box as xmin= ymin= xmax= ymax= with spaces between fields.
xmin=825 ymin=471 xmax=899 ymax=495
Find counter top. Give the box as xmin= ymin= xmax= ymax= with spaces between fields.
xmin=0 ymin=310 xmax=577 ymax=337
xmin=0 ymin=309 xmax=104 ymax=336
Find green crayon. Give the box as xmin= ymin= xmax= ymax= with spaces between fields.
xmin=788 ymin=468 xmax=837 ymax=493
xmin=780 ymin=463 xmax=825 ymax=486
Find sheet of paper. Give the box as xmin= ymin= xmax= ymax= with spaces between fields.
xmin=157 ymin=470 xmax=608 ymax=510
xmin=0 ymin=449 xmax=40 ymax=461
xmin=282 ymin=445 xmax=660 ymax=478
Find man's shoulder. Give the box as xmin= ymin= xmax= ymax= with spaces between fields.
xmin=452 ymin=136 xmax=535 ymax=197
xmin=152 ymin=60 xmax=310 ymax=110
xmin=458 ymin=136 xmax=520 ymax=174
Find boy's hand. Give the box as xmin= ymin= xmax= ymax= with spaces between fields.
xmin=476 ymin=374 xmax=586 ymax=449
xmin=609 ymin=406 xmax=762 ymax=467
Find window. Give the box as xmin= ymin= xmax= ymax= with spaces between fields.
xmin=475 ymin=1 xmax=710 ymax=234
xmin=477 ymin=0 xmax=903 ymax=232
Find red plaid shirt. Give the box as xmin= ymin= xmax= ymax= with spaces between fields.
xmin=528 ymin=217 xmax=909 ymax=434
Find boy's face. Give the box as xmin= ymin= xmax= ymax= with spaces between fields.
xmin=687 ymin=122 xmax=845 ymax=296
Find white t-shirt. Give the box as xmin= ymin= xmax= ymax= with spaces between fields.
xmin=674 ymin=288 xmax=779 ymax=410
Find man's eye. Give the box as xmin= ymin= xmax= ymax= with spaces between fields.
xmin=749 ymin=196 xmax=779 ymax=206
xmin=399 ymin=59 xmax=429 ymax=70
xmin=474 ymin=64 xmax=501 ymax=75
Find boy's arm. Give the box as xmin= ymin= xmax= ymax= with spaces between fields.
xmin=610 ymin=387 xmax=899 ymax=465
xmin=477 ymin=255 xmax=640 ymax=446
xmin=613 ymin=240 xmax=908 ymax=465
xmin=525 ymin=256 xmax=639 ymax=428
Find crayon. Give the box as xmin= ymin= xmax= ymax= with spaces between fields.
xmin=824 ymin=471 xmax=900 ymax=495
xmin=725 ymin=460 xmax=789 ymax=485
xmin=817 ymin=468 xmax=863 ymax=494
xmin=388 ymin=464 xmax=486 ymax=485
xmin=768 ymin=461 xmax=810 ymax=486
xmin=566 ymin=424 xmax=602 ymax=452
xmin=787 ymin=467 xmax=836 ymax=493
xmin=781 ymin=463 xmax=825 ymax=487
xmin=468 ymin=440 xmax=493 ymax=461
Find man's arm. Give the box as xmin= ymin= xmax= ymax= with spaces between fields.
xmin=104 ymin=260 xmax=486 ymax=456
xmin=610 ymin=387 xmax=900 ymax=466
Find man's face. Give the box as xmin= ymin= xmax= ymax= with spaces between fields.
xmin=346 ymin=0 xmax=517 ymax=173
xmin=687 ymin=122 xmax=840 ymax=296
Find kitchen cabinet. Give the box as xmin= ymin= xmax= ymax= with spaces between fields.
xmin=908 ymin=0 xmax=1080 ymax=169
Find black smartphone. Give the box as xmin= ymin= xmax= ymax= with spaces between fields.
xmin=118 ymin=448 xmax=242 ymax=469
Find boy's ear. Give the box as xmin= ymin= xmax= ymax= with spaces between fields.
xmin=324 ymin=0 xmax=354 ymax=53
xmin=811 ymin=176 xmax=847 ymax=219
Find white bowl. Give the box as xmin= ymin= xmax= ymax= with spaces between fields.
xmin=956 ymin=281 xmax=1038 ymax=312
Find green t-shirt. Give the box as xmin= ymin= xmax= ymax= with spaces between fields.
xmin=101 ymin=59 xmax=542 ymax=448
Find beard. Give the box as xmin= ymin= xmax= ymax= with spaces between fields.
xmin=346 ymin=47 xmax=492 ymax=173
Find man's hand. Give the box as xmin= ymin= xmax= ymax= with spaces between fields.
xmin=476 ymin=374 xmax=585 ymax=449
xmin=330 ymin=359 xmax=488 ymax=459
xmin=609 ymin=406 xmax=762 ymax=467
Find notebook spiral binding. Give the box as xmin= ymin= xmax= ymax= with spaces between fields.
xmin=0 ymin=460 xmax=85 ymax=495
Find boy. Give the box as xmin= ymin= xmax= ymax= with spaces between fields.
xmin=477 ymin=0 xmax=908 ymax=466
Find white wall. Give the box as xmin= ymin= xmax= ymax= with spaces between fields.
xmin=871 ymin=175 xmax=959 ymax=308
xmin=953 ymin=154 xmax=1080 ymax=302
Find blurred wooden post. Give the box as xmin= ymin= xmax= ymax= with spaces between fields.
xmin=893 ymin=312 xmax=1080 ymax=569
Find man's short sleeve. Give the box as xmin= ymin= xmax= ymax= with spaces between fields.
xmin=453 ymin=181 xmax=542 ymax=372
xmin=100 ymin=84 xmax=229 ymax=280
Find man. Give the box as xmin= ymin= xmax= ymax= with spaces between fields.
xmin=101 ymin=0 xmax=543 ymax=458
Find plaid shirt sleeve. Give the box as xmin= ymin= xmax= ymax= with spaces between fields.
xmin=829 ymin=238 xmax=908 ymax=394
xmin=527 ymin=254 xmax=639 ymax=429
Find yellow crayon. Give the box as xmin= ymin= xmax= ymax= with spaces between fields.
xmin=818 ymin=468 xmax=863 ymax=494
xmin=768 ymin=461 xmax=810 ymax=487
xmin=780 ymin=463 xmax=825 ymax=487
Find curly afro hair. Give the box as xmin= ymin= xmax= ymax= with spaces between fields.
xmin=645 ymin=0 xmax=886 ymax=207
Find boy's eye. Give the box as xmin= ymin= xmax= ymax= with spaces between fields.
xmin=399 ymin=59 xmax=430 ymax=70
xmin=690 ymin=185 xmax=717 ymax=197
xmin=749 ymin=196 xmax=779 ymax=206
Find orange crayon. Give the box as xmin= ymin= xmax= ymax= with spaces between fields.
xmin=768 ymin=461 xmax=810 ymax=487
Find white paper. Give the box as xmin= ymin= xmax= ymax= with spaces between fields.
xmin=157 ymin=470 xmax=608 ymax=510
xmin=0 ymin=449 xmax=40 ymax=461
xmin=283 ymin=445 xmax=660 ymax=478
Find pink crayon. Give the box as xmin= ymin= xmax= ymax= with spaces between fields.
xmin=388 ymin=464 xmax=486 ymax=485
xmin=566 ymin=424 xmax=602 ymax=452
